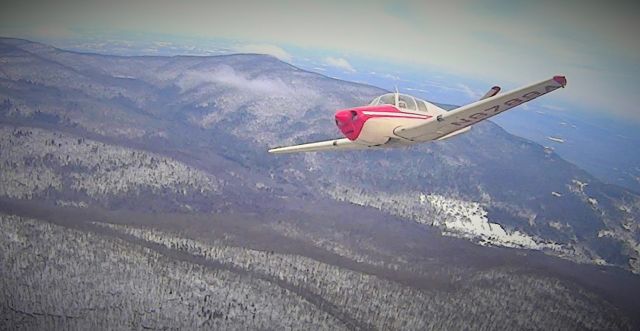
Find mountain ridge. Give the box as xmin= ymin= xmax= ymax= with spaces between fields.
xmin=1 ymin=37 xmax=640 ymax=329
xmin=1 ymin=37 xmax=638 ymax=273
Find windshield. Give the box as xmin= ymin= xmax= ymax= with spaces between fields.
xmin=369 ymin=93 xmax=425 ymax=111
xmin=377 ymin=93 xmax=395 ymax=106
xmin=398 ymin=94 xmax=417 ymax=110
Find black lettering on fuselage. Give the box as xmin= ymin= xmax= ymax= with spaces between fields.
xmin=545 ymin=85 xmax=560 ymax=93
xmin=522 ymin=91 xmax=541 ymax=100
xmin=505 ymin=98 xmax=522 ymax=107
xmin=450 ymin=86 xmax=554 ymax=127
xmin=451 ymin=118 xmax=473 ymax=126
xmin=485 ymin=105 xmax=500 ymax=113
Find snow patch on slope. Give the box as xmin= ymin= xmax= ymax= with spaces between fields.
xmin=327 ymin=185 xmax=562 ymax=252
xmin=426 ymin=194 xmax=559 ymax=250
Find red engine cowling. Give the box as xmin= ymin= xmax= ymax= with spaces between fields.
xmin=334 ymin=105 xmax=401 ymax=141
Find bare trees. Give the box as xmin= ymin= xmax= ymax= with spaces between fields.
xmin=0 ymin=214 xmax=345 ymax=330
xmin=0 ymin=126 xmax=219 ymax=206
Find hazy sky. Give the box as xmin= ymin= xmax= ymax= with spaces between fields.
xmin=2 ymin=0 xmax=639 ymax=121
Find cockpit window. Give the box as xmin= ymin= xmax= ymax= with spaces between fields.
xmin=371 ymin=93 xmax=425 ymax=111
xmin=398 ymin=94 xmax=417 ymax=110
xmin=416 ymin=99 xmax=428 ymax=112
xmin=377 ymin=93 xmax=396 ymax=106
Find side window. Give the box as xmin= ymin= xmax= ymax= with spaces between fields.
xmin=378 ymin=94 xmax=395 ymax=105
xmin=417 ymin=100 xmax=428 ymax=112
xmin=369 ymin=96 xmax=380 ymax=106
xmin=398 ymin=95 xmax=417 ymax=110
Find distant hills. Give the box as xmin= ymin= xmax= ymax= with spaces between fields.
xmin=1 ymin=37 xmax=639 ymax=329
xmin=1 ymin=37 xmax=637 ymax=273
xmin=494 ymin=105 xmax=640 ymax=193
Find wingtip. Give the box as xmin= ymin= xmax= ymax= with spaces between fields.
xmin=553 ymin=75 xmax=567 ymax=87
xmin=268 ymin=147 xmax=287 ymax=154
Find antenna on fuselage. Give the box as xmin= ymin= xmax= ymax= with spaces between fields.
xmin=394 ymin=85 xmax=399 ymax=106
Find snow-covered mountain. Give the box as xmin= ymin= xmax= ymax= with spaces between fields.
xmin=1 ymin=37 xmax=639 ymax=272
xmin=1 ymin=37 xmax=639 ymax=329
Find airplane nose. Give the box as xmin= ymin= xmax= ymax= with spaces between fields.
xmin=335 ymin=109 xmax=360 ymax=140
xmin=335 ymin=110 xmax=351 ymax=123
xmin=335 ymin=110 xmax=350 ymax=127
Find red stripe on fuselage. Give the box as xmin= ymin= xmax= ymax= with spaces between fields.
xmin=363 ymin=112 xmax=430 ymax=119
xmin=335 ymin=104 xmax=431 ymax=140
xmin=365 ymin=115 xmax=430 ymax=120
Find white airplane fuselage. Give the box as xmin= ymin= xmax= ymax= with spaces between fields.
xmin=334 ymin=100 xmax=453 ymax=146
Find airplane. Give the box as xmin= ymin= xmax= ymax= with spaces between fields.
xmin=268 ymin=76 xmax=566 ymax=154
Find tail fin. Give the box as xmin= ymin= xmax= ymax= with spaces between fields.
xmin=479 ymin=86 xmax=501 ymax=100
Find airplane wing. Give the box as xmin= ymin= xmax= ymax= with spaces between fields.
xmin=268 ymin=138 xmax=369 ymax=154
xmin=479 ymin=86 xmax=501 ymax=100
xmin=394 ymin=76 xmax=567 ymax=142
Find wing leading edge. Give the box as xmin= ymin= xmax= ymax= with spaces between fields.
xmin=394 ymin=76 xmax=567 ymax=142
xmin=268 ymin=138 xmax=368 ymax=154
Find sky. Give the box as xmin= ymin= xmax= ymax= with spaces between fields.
xmin=1 ymin=0 xmax=639 ymax=121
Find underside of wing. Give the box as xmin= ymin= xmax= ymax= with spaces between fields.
xmin=394 ymin=76 xmax=567 ymax=142
xmin=268 ymin=138 xmax=369 ymax=154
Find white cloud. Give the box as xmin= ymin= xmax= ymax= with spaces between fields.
xmin=542 ymin=104 xmax=566 ymax=111
xmin=382 ymin=73 xmax=400 ymax=81
xmin=3 ymin=0 xmax=638 ymax=120
xmin=178 ymin=65 xmax=290 ymax=95
xmin=405 ymin=87 xmax=429 ymax=93
xmin=324 ymin=56 xmax=356 ymax=72
xmin=176 ymin=65 xmax=320 ymax=102
xmin=457 ymin=83 xmax=480 ymax=100
xmin=153 ymin=41 xmax=173 ymax=47
xmin=370 ymin=71 xmax=400 ymax=80
xmin=234 ymin=43 xmax=292 ymax=62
